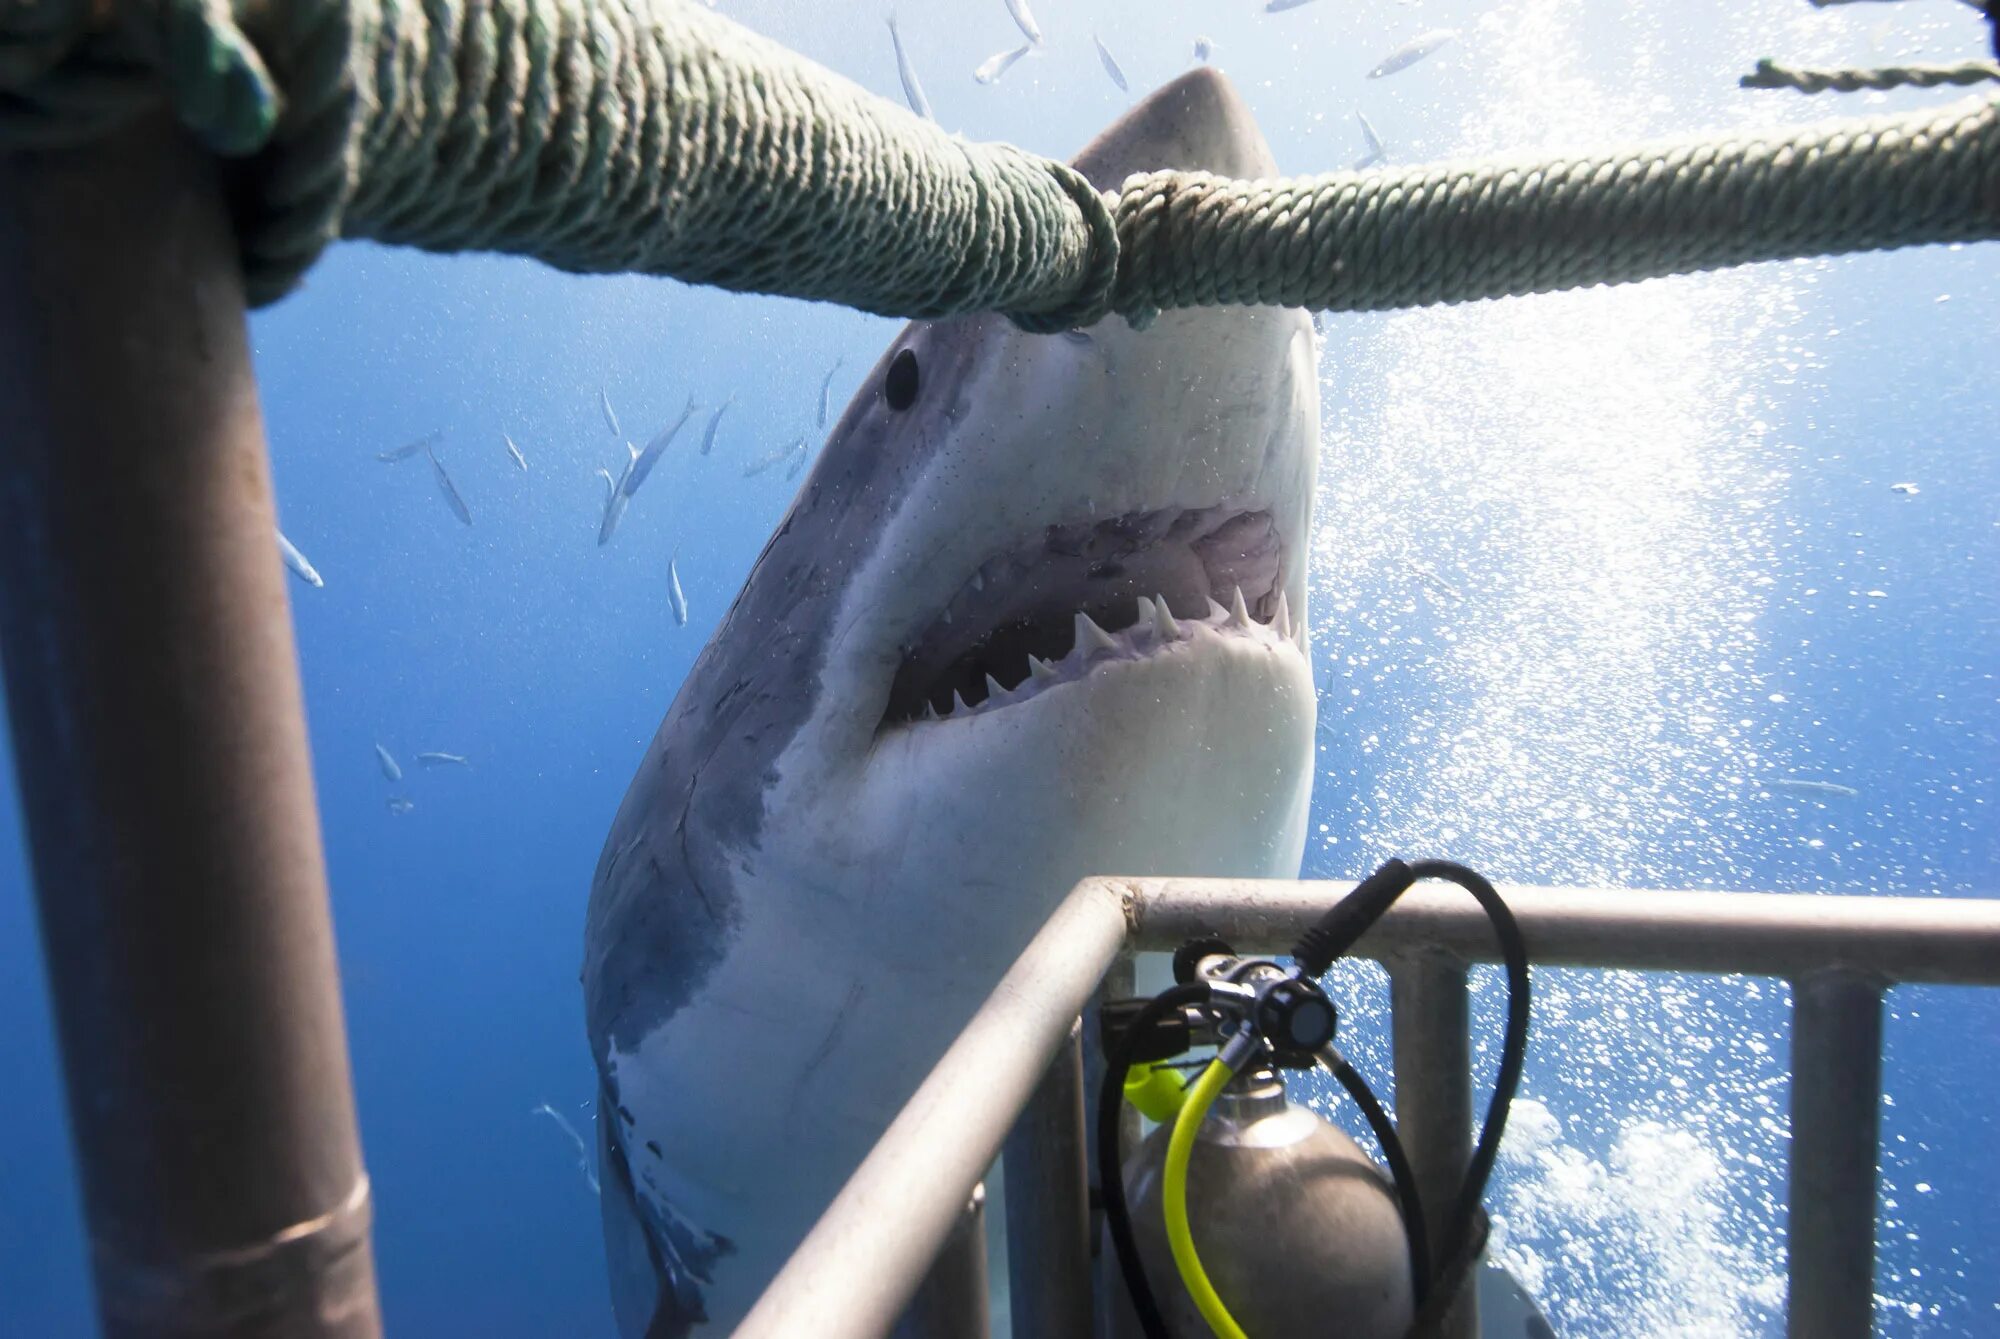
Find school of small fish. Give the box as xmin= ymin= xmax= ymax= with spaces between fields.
xmin=376 ymin=740 xmax=473 ymax=814
xmin=873 ymin=2 xmax=1454 ymax=129
xmin=347 ymin=355 xmax=876 ymax=824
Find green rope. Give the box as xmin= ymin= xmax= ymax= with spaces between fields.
xmin=1106 ymin=95 xmax=2000 ymax=319
xmin=1742 ymin=57 xmax=2000 ymax=94
xmin=3 ymin=0 xmax=1998 ymax=329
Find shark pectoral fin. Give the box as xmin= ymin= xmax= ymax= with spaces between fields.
xmin=599 ymin=1087 xmax=695 ymax=1338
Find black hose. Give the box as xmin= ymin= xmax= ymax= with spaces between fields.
xmin=1096 ymin=981 xmax=1211 ymax=1339
xmin=1406 ymin=858 xmax=1532 ymax=1291
xmin=1319 ymin=1045 xmax=1432 ymax=1309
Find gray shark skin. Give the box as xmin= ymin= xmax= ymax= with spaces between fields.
xmin=584 ymin=68 xmax=1322 ymax=1336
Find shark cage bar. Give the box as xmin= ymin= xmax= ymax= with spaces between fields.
xmin=742 ymin=876 xmax=2000 ymax=1339
xmin=0 ymin=117 xmax=381 ymax=1336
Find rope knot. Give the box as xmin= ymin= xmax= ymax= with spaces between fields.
xmin=1004 ymin=160 xmax=1120 ymax=334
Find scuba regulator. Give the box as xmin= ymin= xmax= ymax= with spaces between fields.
xmin=1098 ymin=858 xmax=1532 ymax=1339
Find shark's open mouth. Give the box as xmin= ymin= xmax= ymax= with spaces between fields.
xmin=882 ymin=504 xmax=1297 ymax=727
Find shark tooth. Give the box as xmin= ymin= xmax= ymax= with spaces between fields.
xmin=1152 ymin=595 xmax=1180 ymax=642
xmin=1206 ymin=595 xmax=1230 ymax=622
xmin=1228 ymin=585 xmax=1253 ymax=629
xmin=1074 ymin=610 xmax=1118 ymax=657
xmin=1273 ymin=590 xmax=1292 ymax=641
xmin=1136 ymin=595 xmax=1157 ymax=630
xmin=984 ymin=672 xmax=1008 ymax=703
xmin=952 ymin=689 xmax=970 ymax=715
xmin=971 ymin=571 xmax=985 ymax=592
xmin=942 ymin=607 xmax=953 ymax=624
xmin=1029 ymin=655 xmax=1058 ymax=683
xmin=923 ymin=700 xmax=939 ymax=721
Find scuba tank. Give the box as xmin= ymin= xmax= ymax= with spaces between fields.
xmin=1111 ymin=1067 xmax=1413 ymax=1339
xmin=1096 ymin=858 xmax=1539 ymax=1339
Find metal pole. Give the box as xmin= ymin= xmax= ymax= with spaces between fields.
xmin=1004 ymin=1021 xmax=1092 ymax=1339
xmin=1388 ymin=951 xmax=1478 ymax=1339
xmin=0 ymin=116 xmax=379 ymax=1337
xmin=1786 ymin=969 xmax=1883 ymax=1339
xmin=892 ymin=1186 xmax=991 ymax=1339
xmin=736 ymin=880 xmax=1129 ymax=1339
xmin=1123 ymin=876 xmax=2000 ymax=984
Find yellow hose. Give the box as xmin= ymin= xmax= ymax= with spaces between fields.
xmin=1164 ymin=1057 xmax=1248 ymax=1339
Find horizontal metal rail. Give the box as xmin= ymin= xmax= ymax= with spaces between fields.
xmin=1121 ymin=877 xmax=2000 ymax=982
xmin=740 ymin=877 xmax=2000 ymax=1339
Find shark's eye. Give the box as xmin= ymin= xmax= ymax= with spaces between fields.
xmin=884 ymin=349 xmax=920 ymax=411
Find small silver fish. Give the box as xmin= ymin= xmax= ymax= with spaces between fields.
xmin=427 ymin=443 xmax=473 ymax=526
xmin=417 ymin=751 xmax=471 ymax=768
xmin=386 ymin=796 xmax=415 ymax=816
xmin=532 ymin=1102 xmax=600 ymax=1196
xmin=1889 ymin=482 xmax=1919 ymax=495
xmin=504 ymin=433 xmax=528 ymax=471
xmin=377 ymin=431 xmax=439 ymax=464
xmin=818 ymin=360 xmax=844 ymax=428
xmin=1766 ymin=778 xmax=1859 ymax=800
xmin=1192 ymin=35 xmax=1214 ymax=65
xmin=599 ymin=387 xmax=621 ymax=439
xmin=1093 ymin=34 xmax=1128 ymax=92
xmin=974 ymin=43 xmax=1033 ymax=85
xmin=743 ymin=438 xmax=803 ymax=479
xmin=627 ymin=396 xmax=700 ymax=497
xmin=1002 ymin=0 xmax=1042 ymax=46
xmin=1368 ymin=29 xmax=1456 ymax=79
xmin=375 ymin=744 xmax=403 ymax=783
xmin=1407 ymin=560 xmax=1462 ymax=602
xmin=597 ymin=466 xmax=628 ymax=545
xmin=276 ymin=527 xmax=323 ymax=589
xmin=668 ymin=556 xmax=689 ymax=628
xmin=785 ymin=443 xmax=811 ymax=481
xmin=600 ymin=399 xmax=699 ymax=546
xmin=1353 ymin=111 xmax=1386 ymax=170
xmin=700 ymin=396 xmax=734 ymax=457
xmin=886 ymin=14 xmax=932 ymax=121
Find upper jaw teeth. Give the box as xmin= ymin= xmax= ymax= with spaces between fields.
xmin=916 ymin=586 xmax=1306 ymax=724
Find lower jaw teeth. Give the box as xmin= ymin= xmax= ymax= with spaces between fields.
xmin=920 ymin=587 xmax=1301 ymax=722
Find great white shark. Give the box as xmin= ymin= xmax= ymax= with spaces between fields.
xmin=584 ymin=68 xmax=1321 ymax=1335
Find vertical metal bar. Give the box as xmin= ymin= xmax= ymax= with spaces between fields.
xmin=1004 ymin=1021 xmax=1092 ymax=1339
xmin=891 ymin=1185 xmax=991 ymax=1339
xmin=1786 ymin=969 xmax=1884 ymax=1339
xmin=1388 ymin=951 xmax=1478 ymax=1339
xmin=0 ymin=117 xmax=379 ymax=1337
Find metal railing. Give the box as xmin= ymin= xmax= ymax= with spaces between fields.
xmin=737 ymin=875 xmax=2000 ymax=1339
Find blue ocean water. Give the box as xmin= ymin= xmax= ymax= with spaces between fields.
xmin=2 ymin=0 xmax=1995 ymax=1334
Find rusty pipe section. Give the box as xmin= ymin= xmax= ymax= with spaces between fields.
xmin=0 ymin=116 xmax=380 ymax=1336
